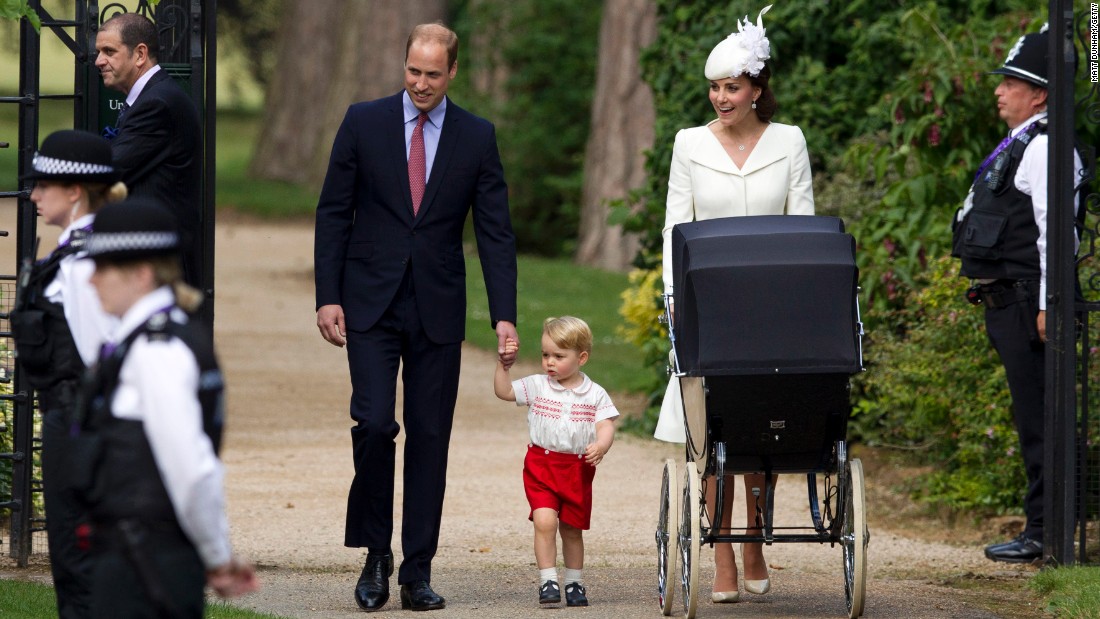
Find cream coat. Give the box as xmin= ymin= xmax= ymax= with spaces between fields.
xmin=655 ymin=119 xmax=815 ymax=442
xmin=661 ymin=120 xmax=815 ymax=294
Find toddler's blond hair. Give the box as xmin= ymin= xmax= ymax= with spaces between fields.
xmin=543 ymin=316 xmax=592 ymax=354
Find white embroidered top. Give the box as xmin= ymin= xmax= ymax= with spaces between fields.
xmin=512 ymin=373 xmax=619 ymax=455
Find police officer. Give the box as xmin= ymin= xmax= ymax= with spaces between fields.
xmin=13 ymin=130 xmax=124 ymax=617
xmin=73 ymin=198 xmax=256 ymax=618
xmin=952 ymin=24 xmax=1083 ymax=563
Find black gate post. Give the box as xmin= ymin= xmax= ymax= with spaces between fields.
xmin=6 ymin=0 xmax=45 ymax=567
xmin=1045 ymin=0 xmax=1080 ymax=566
xmin=198 ymin=0 xmax=216 ymax=329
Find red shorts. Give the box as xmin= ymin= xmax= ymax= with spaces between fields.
xmin=523 ymin=444 xmax=596 ymax=530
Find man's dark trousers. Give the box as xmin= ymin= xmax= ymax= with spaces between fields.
xmin=344 ymin=269 xmax=461 ymax=585
xmin=984 ymin=288 xmax=1044 ymax=540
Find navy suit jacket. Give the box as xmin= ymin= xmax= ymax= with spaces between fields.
xmin=112 ymin=69 xmax=202 ymax=285
xmin=314 ymin=92 xmax=517 ymax=343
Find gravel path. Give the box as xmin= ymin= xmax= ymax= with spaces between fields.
xmin=4 ymin=214 xmax=1043 ymax=618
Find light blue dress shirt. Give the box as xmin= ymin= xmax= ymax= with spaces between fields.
xmin=402 ymin=91 xmax=446 ymax=185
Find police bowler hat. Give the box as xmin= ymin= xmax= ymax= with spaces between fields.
xmin=85 ymin=197 xmax=181 ymax=262
xmin=22 ymin=129 xmax=120 ymax=185
xmin=990 ymin=28 xmax=1048 ymax=88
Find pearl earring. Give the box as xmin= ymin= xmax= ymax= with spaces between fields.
xmin=751 ymin=100 xmax=757 ymax=109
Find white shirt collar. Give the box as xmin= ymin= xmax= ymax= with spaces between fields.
xmin=113 ymin=285 xmax=176 ymax=343
xmin=401 ymin=90 xmax=447 ymax=129
xmin=58 ymin=213 xmax=96 ymax=246
xmin=1010 ymin=110 xmax=1047 ymax=138
xmin=545 ymin=372 xmax=593 ymax=395
xmin=126 ymin=64 xmax=161 ymax=107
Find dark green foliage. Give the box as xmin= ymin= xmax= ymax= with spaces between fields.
xmin=217 ymin=0 xmax=283 ymax=89
xmin=852 ymin=256 xmax=1026 ymax=512
xmin=451 ymin=0 xmax=601 ymax=257
xmin=624 ymin=0 xmax=927 ymax=259
xmin=620 ymin=0 xmax=1099 ymax=512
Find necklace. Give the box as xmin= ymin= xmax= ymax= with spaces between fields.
xmin=730 ymin=125 xmax=765 ymax=152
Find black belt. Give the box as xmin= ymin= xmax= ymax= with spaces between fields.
xmin=978 ymin=279 xmax=1038 ymax=309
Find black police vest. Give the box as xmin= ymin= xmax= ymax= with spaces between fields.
xmin=953 ymin=122 xmax=1045 ymax=281
xmin=72 ymin=310 xmax=224 ymax=524
xmin=9 ymin=241 xmax=86 ymax=409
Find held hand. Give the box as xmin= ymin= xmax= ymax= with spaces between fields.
xmin=317 ymin=304 xmax=347 ymax=347
xmin=1037 ymin=310 xmax=1046 ymax=343
xmin=207 ymin=556 xmax=259 ymax=598
xmin=585 ymin=441 xmax=609 ymax=466
xmin=496 ymin=320 xmax=519 ymax=369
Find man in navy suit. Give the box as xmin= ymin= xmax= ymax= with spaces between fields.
xmin=314 ymin=23 xmax=518 ymax=612
xmin=95 ymin=12 xmax=202 ymax=289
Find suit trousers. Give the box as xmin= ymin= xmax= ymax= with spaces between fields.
xmin=344 ymin=268 xmax=462 ymax=584
xmin=983 ymin=284 xmax=1045 ymax=540
xmin=42 ymin=407 xmax=93 ymax=619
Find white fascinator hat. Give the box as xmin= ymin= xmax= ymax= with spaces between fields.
xmin=704 ymin=5 xmax=773 ymax=80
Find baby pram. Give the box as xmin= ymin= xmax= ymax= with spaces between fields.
xmin=655 ymin=215 xmax=867 ymax=618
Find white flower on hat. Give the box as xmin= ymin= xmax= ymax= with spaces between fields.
xmin=704 ymin=5 xmax=773 ymax=80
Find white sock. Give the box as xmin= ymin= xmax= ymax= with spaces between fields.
xmin=539 ymin=567 xmax=558 ymax=584
xmin=564 ymin=568 xmax=583 ymax=585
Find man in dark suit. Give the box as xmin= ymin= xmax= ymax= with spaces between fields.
xmin=95 ymin=12 xmax=202 ymax=289
xmin=314 ymin=23 xmax=519 ymax=612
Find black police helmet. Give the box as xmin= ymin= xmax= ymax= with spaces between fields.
xmin=85 ymin=197 xmax=182 ymax=262
xmin=22 ymin=129 xmax=120 ymax=185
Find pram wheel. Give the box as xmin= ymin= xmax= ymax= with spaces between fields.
xmin=842 ymin=458 xmax=868 ymax=618
xmin=657 ymin=459 xmax=678 ymax=615
xmin=679 ymin=460 xmax=701 ymax=619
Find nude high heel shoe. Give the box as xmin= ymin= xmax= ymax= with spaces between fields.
xmin=744 ymin=578 xmax=771 ymax=595
xmin=711 ymin=590 xmax=740 ymax=603
xmin=742 ymin=542 xmax=771 ymax=594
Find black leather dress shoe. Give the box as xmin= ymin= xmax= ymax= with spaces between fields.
xmin=400 ymin=580 xmax=446 ymax=611
xmin=355 ymin=553 xmax=394 ymax=611
xmin=984 ymin=535 xmax=1043 ymax=563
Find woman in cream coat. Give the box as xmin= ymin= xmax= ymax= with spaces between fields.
xmin=654 ymin=5 xmax=814 ymax=604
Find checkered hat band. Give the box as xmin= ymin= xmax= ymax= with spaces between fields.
xmin=32 ymin=153 xmax=115 ymax=176
xmin=86 ymin=231 xmax=179 ymax=255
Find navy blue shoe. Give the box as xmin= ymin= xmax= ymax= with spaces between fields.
xmin=539 ymin=580 xmax=561 ymax=604
xmin=984 ymin=535 xmax=1043 ymax=563
xmin=565 ymin=582 xmax=588 ymax=607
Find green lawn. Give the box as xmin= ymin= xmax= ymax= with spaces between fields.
xmin=0 ymin=578 xmax=292 ymax=619
xmin=465 ymin=252 xmax=648 ymax=395
xmin=213 ymin=109 xmax=317 ymax=218
xmin=1031 ymin=565 xmax=1100 ymax=619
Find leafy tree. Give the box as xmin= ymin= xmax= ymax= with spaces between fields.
xmin=217 ymin=0 xmax=283 ymax=89
xmin=452 ymin=0 xmax=601 ymax=256
xmin=0 ymin=0 xmax=40 ymax=32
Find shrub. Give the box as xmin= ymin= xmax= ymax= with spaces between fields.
xmin=852 ymin=255 xmax=1026 ymax=512
xmin=615 ymin=266 xmax=670 ymax=434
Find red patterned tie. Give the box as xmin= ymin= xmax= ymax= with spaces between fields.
xmin=409 ymin=112 xmax=428 ymax=215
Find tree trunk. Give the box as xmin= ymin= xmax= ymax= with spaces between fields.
xmin=249 ymin=0 xmax=447 ymax=186
xmin=574 ymin=0 xmax=657 ymax=271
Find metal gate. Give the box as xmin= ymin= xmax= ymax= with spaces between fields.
xmin=0 ymin=0 xmax=216 ymax=566
xmin=1047 ymin=0 xmax=1099 ymax=565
